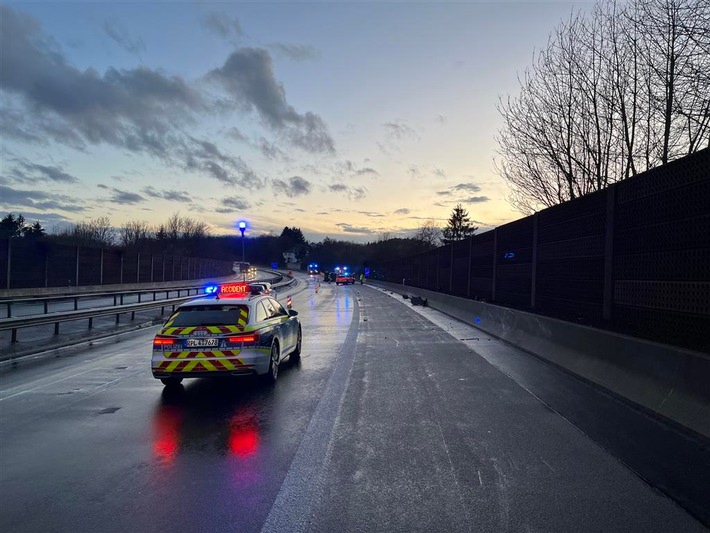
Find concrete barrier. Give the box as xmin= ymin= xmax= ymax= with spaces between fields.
xmin=372 ymin=280 xmax=710 ymax=440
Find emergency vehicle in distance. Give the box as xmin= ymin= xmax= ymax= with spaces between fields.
xmin=151 ymin=282 xmax=301 ymax=387
xmin=334 ymin=266 xmax=355 ymax=285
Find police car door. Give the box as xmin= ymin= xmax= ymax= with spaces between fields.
xmin=268 ymin=297 xmax=295 ymax=353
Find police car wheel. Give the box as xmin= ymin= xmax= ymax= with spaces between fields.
xmin=263 ymin=343 xmax=279 ymax=385
xmin=161 ymin=377 xmax=183 ymax=387
xmin=291 ymin=328 xmax=302 ymax=361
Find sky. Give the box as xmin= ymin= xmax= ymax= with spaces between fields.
xmin=0 ymin=0 xmax=587 ymax=243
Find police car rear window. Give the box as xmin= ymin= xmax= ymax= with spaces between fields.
xmin=168 ymin=305 xmax=249 ymax=326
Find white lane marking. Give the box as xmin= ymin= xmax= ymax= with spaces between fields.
xmin=261 ymin=294 xmax=360 ymax=533
xmin=478 ymin=469 xmax=483 ymax=486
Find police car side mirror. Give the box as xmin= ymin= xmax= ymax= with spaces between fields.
xmin=288 ymin=309 xmax=298 ymax=317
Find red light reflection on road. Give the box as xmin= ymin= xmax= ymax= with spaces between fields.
xmin=228 ymin=410 xmax=260 ymax=458
xmin=153 ymin=406 xmax=182 ymax=464
xmin=229 ymin=427 xmax=259 ymax=457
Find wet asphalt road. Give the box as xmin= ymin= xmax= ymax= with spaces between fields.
xmin=0 ymin=275 xmax=708 ymax=532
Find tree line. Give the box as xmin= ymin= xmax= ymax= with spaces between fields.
xmin=497 ymin=0 xmax=709 ymax=214
xmin=1 ymin=203 xmax=479 ymax=268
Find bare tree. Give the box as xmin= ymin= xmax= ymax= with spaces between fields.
xmin=413 ymin=220 xmax=442 ymax=249
xmin=59 ymin=216 xmax=116 ymax=246
xmin=120 ymin=220 xmax=153 ymax=248
xmin=496 ymin=0 xmax=709 ymax=213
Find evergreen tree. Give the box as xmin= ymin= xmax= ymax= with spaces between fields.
xmin=441 ymin=204 xmax=477 ymax=244
xmin=0 ymin=213 xmax=25 ymax=238
xmin=22 ymin=220 xmax=46 ymax=239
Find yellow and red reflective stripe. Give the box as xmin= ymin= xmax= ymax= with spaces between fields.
xmin=159 ymin=358 xmax=248 ymax=372
xmin=161 ymin=350 xmax=243 ymax=359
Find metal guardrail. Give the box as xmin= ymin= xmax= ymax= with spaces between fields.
xmin=0 ymin=294 xmax=198 ymax=343
xmin=0 ymin=285 xmax=205 ymax=318
xmin=0 ymin=271 xmax=294 ymax=345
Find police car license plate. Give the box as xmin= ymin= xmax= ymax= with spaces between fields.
xmin=185 ymin=338 xmax=218 ymax=348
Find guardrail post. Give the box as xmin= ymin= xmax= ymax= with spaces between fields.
xmin=436 ymin=248 xmax=440 ymax=290
xmin=6 ymin=238 xmax=11 ymax=290
xmin=449 ymin=244 xmax=454 ymax=293
xmin=467 ymin=237 xmax=473 ymax=298
xmin=531 ymin=213 xmax=539 ymax=309
xmin=603 ymin=185 xmax=616 ymax=321
xmin=492 ymin=228 xmax=498 ymax=302
xmin=44 ymin=248 xmax=49 ymax=288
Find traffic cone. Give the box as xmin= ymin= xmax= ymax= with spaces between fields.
xmin=287 ymin=295 xmax=293 ymax=309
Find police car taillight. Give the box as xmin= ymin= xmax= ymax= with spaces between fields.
xmin=228 ymin=333 xmax=259 ymax=344
xmin=153 ymin=337 xmax=174 ymax=346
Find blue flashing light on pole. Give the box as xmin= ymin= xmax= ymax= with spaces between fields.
xmin=237 ymin=220 xmax=248 ymax=279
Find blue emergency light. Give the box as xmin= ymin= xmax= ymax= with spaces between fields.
xmin=205 ymin=284 xmax=219 ymax=294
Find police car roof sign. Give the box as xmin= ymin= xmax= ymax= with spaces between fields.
xmin=219 ymin=282 xmax=250 ymax=297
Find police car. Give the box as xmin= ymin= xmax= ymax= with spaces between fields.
xmin=152 ymin=282 xmax=301 ymax=387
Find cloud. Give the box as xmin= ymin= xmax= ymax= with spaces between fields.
xmin=394 ymin=208 xmax=410 ymax=215
xmin=9 ymin=160 xmax=78 ymax=183
xmin=328 ymin=183 xmax=367 ymax=201
xmin=227 ymin=127 xmax=249 ymax=143
xmin=0 ymin=184 xmax=87 ymax=211
xmin=435 ymin=114 xmax=447 ymax=124
xmin=356 ymin=167 xmax=379 ymax=176
xmin=268 ymin=43 xmax=318 ymax=61
xmin=452 ymin=183 xmax=482 ymax=193
xmin=434 ymin=168 xmax=446 ymax=179
xmin=463 ymin=196 xmax=490 ymax=204
xmin=142 ymin=186 xmax=191 ymax=202
xmin=258 ymin=137 xmax=290 ymax=161
xmin=437 ymin=183 xmax=482 ymax=196
xmin=334 ymin=160 xmax=379 ymax=178
xmin=335 ymin=223 xmax=375 ymax=235
xmin=272 ymin=176 xmax=312 ymax=197
xmin=358 ymin=211 xmax=385 ymax=218
xmin=382 ymin=121 xmax=418 ymax=141
xmin=103 ymin=187 xmax=144 ymax=205
xmin=183 ymin=137 xmax=262 ymax=188
xmin=202 ymin=12 xmax=244 ymax=40
xmin=221 ymin=197 xmax=250 ymax=210
xmin=104 ymin=19 xmax=146 ymax=55
xmin=208 ymin=47 xmax=335 ymax=154
xmin=0 ymin=5 xmax=261 ymax=189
